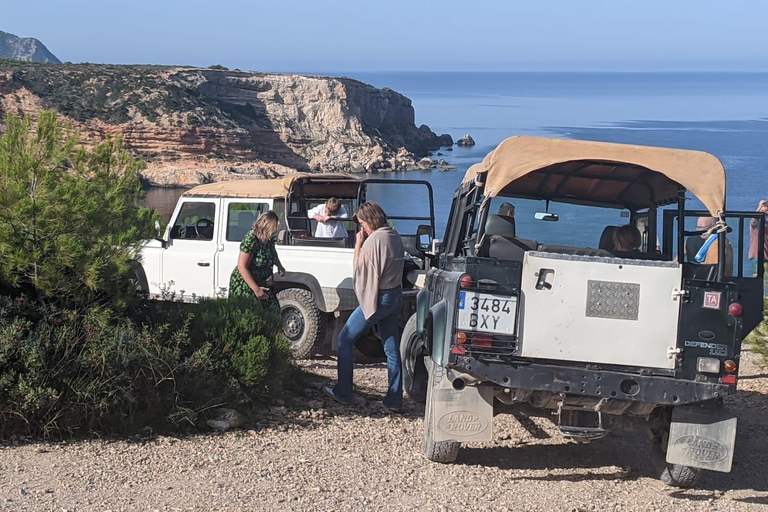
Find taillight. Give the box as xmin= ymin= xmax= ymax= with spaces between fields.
xmin=724 ymin=360 xmax=737 ymax=373
xmin=455 ymin=332 xmax=467 ymax=344
xmin=472 ymin=334 xmax=493 ymax=347
xmin=728 ymin=303 xmax=743 ymax=317
xmin=460 ymin=275 xmax=475 ymax=288
xmin=451 ymin=345 xmax=466 ymax=355
xmin=722 ymin=375 xmax=737 ymax=385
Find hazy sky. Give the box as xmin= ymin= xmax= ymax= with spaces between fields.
xmin=4 ymin=0 xmax=768 ymax=72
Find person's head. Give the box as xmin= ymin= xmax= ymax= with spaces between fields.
xmin=354 ymin=202 xmax=387 ymax=235
xmin=696 ymin=216 xmax=716 ymax=231
xmin=758 ymin=200 xmax=768 ymax=215
xmin=252 ymin=210 xmax=280 ymax=243
xmin=613 ymin=225 xmax=642 ymax=252
xmin=498 ymin=202 xmax=515 ymax=217
xmin=325 ymin=198 xmax=342 ymax=216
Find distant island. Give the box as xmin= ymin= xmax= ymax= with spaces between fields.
xmin=0 ymin=30 xmax=60 ymax=63
xmin=0 ymin=60 xmax=453 ymax=187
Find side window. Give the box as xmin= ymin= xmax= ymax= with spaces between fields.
xmin=170 ymin=202 xmax=216 ymax=241
xmin=227 ymin=202 xmax=269 ymax=241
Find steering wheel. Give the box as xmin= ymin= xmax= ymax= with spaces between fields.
xmin=195 ymin=218 xmax=214 ymax=239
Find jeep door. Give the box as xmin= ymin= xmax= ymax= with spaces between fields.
xmin=161 ymin=198 xmax=220 ymax=299
xmin=216 ymin=199 xmax=273 ymax=296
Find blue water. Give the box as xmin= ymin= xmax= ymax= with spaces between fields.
xmin=351 ymin=72 xmax=768 ymax=252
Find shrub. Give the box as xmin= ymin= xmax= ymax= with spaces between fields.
xmin=0 ymin=296 xmax=295 ymax=438
xmin=0 ymin=111 xmax=157 ymax=309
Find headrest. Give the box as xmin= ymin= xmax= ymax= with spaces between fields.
xmin=485 ymin=214 xmax=516 ymax=238
xmin=599 ymin=226 xmax=620 ymax=252
xmin=238 ymin=211 xmax=256 ymax=226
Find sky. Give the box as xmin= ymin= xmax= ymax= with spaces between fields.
xmin=4 ymin=0 xmax=768 ymax=72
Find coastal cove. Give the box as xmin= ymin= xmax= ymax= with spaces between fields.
xmin=146 ymin=71 xmax=768 ymax=247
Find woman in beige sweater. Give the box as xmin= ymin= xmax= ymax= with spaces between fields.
xmin=323 ymin=202 xmax=405 ymax=412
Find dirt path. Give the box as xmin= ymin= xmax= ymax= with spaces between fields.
xmin=1 ymin=350 xmax=767 ymax=511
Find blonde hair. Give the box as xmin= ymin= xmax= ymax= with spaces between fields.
xmin=355 ymin=202 xmax=388 ymax=230
xmin=252 ymin=211 xmax=280 ymax=243
xmin=326 ymin=198 xmax=341 ymax=216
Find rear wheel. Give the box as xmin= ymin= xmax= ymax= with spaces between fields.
xmin=422 ymin=360 xmax=460 ymax=463
xmin=277 ymin=288 xmax=326 ymax=359
xmin=650 ymin=430 xmax=702 ymax=488
xmin=400 ymin=313 xmax=428 ymax=403
xmin=355 ymin=330 xmax=386 ymax=359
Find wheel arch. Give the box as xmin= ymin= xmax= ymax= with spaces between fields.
xmin=129 ymin=260 xmax=149 ymax=293
xmin=273 ymin=272 xmax=328 ymax=311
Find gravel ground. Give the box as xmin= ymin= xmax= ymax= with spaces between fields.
xmin=1 ymin=349 xmax=767 ymax=511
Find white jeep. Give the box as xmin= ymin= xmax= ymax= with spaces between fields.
xmin=134 ymin=173 xmax=436 ymax=358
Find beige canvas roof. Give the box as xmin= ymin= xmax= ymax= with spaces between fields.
xmin=183 ymin=173 xmax=362 ymax=199
xmin=463 ymin=136 xmax=726 ymax=215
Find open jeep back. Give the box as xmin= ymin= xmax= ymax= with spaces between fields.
xmin=403 ymin=136 xmax=764 ymax=488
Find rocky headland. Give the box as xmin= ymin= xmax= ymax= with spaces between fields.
xmin=0 ymin=31 xmax=60 ymax=64
xmin=0 ymin=61 xmax=453 ymax=186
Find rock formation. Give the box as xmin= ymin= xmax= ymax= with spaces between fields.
xmin=0 ymin=62 xmax=453 ymax=186
xmin=456 ymin=134 xmax=476 ymax=146
xmin=0 ymin=30 xmax=60 ymax=63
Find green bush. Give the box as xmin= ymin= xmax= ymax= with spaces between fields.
xmin=0 ymin=296 xmax=295 ymax=438
xmin=0 ymin=111 xmax=157 ymax=309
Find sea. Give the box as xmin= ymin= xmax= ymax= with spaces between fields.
xmin=145 ymin=72 xmax=768 ymax=256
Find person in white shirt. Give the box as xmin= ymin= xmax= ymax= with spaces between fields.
xmin=307 ymin=198 xmax=349 ymax=238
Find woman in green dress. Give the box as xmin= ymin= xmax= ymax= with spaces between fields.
xmin=229 ymin=211 xmax=286 ymax=311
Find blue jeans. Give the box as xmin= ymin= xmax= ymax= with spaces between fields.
xmin=333 ymin=287 xmax=403 ymax=409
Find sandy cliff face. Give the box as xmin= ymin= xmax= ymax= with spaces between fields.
xmin=0 ymin=63 xmax=451 ymax=186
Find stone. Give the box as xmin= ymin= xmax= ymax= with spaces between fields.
xmin=417 ymin=157 xmax=436 ymax=169
xmin=210 ymin=407 xmax=245 ymax=429
xmin=206 ymin=420 xmax=230 ymax=432
xmin=456 ymin=134 xmax=476 ymax=146
xmin=307 ymin=400 xmax=323 ymax=410
xmin=438 ymin=133 xmax=454 ymax=146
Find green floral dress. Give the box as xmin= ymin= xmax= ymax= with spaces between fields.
xmin=229 ymin=231 xmax=280 ymax=311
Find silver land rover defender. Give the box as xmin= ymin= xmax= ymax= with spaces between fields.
xmin=400 ymin=136 xmax=764 ymax=487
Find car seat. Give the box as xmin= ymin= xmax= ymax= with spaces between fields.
xmin=485 ymin=214 xmax=517 ymax=238
xmin=598 ymin=226 xmax=620 ymax=252
xmin=228 ymin=211 xmax=256 ymax=241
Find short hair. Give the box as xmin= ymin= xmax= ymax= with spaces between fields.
xmin=498 ymin=202 xmax=515 ymax=217
xmin=613 ymin=224 xmax=641 ymax=251
xmin=696 ymin=216 xmax=716 ymax=230
xmin=354 ymin=202 xmax=388 ymax=231
xmin=252 ymin=210 xmax=280 ymax=243
xmin=326 ymin=198 xmax=341 ymax=216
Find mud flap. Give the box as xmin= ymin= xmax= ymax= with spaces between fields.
xmin=666 ymin=405 xmax=737 ymax=473
xmin=428 ymin=362 xmax=493 ymax=443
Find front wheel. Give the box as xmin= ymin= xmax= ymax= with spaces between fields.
xmin=650 ymin=431 xmax=702 ymax=488
xmin=400 ymin=313 xmax=428 ymax=403
xmin=277 ymin=288 xmax=326 ymax=359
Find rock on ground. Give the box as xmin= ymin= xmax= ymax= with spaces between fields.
xmin=1 ymin=350 xmax=767 ymax=511
xmin=456 ymin=133 xmax=476 ymax=146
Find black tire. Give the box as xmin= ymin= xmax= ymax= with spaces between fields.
xmin=422 ymin=361 xmax=460 ymax=463
xmin=355 ymin=329 xmax=386 ymax=359
xmin=400 ymin=313 xmax=428 ymax=403
xmin=277 ymin=288 xmax=326 ymax=359
xmin=651 ymin=433 xmax=702 ymax=488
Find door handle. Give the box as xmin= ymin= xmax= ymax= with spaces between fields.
xmin=197 ymin=262 xmax=211 ymax=267
xmin=535 ymin=268 xmax=554 ymax=290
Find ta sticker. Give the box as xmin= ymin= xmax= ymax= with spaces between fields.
xmin=703 ymin=291 xmax=722 ymax=310
xmin=458 ymin=292 xmax=466 ymax=310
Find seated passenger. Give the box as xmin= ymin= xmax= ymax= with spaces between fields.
xmin=308 ymin=198 xmax=349 ymax=238
xmin=612 ymin=225 xmax=642 ymax=255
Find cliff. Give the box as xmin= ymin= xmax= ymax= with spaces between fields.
xmin=0 ymin=62 xmax=452 ymax=186
xmin=0 ymin=31 xmax=60 ymax=64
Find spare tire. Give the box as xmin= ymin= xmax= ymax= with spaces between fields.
xmin=277 ymin=288 xmax=326 ymax=359
xmin=400 ymin=313 xmax=428 ymax=403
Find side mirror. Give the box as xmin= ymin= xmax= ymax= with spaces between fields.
xmin=534 ymin=212 xmax=559 ymax=222
xmin=416 ymin=224 xmax=434 ymax=252
xmin=154 ymin=220 xmax=167 ymax=247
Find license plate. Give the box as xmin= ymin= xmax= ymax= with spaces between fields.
xmin=457 ymin=291 xmax=517 ymax=334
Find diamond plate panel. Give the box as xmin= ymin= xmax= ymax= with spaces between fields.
xmin=586 ymin=280 xmax=640 ymax=320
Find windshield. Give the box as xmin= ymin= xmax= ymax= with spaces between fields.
xmin=489 ymin=197 xmax=631 ymax=249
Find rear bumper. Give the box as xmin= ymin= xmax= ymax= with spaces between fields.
xmin=452 ymin=356 xmax=733 ymax=406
